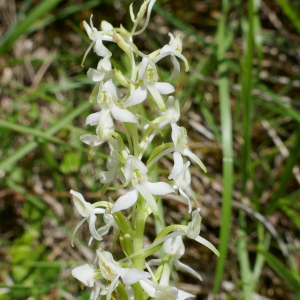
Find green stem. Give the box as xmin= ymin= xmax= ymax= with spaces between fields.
xmin=132 ymin=196 xmax=146 ymax=300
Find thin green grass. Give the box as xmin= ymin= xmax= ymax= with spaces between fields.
xmin=213 ymin=0 xmax=234 ymax=295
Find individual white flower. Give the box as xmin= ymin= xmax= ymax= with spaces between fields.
xmin=80 ymin=114 xmax=114 ymax=148
xmin=97 ymin=249 xmax=151 ymax=300
xmin=70 ymin=190 xmax=106 ymax=244
xmin=87 ymin=57 xmax=114 ymax=83
xmin=72 ymin=264 xmax=101 ymax=300
xmin=154 ymin=33 xmax=189 ymax=79
xmin=171 ymin=161 xmax=193 ymax=213
xmin=83 ymin=15 xmax=115 ymax=58
xmin=111 ymin=155 xmax=174 ymax=216
xmin=123 ymin=57 xmax=175 ymax=112
xmin=169 ymin=123 xmax=206 ymax=180
xmin=99 ymin=150 xmax=125 ymax=184
xmin=86 ymin=80 xmax=137 ymax=135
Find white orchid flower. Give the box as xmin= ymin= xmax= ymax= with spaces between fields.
xmin=164 ymin=236 xmax=202 ymax=281
xmin=80 ymin=114 xmax=114 ymax=148
xmin=171 ymin=161 xmax=193 ymax=213
xmin=111 ymin=155 xmax=174 ymax=216
xmin=123 ymin=57 xmax=175 ymax=112
xmin=87 ymin=56 xmax=114 ymax=84
xmin=169 ymin=123 xmax=206 ymax=180
xmin=100 ymin=150 xmax=125 ymax=184
xmin=83 ymin=15 xmax=115 ymax=58
xmin=72 ymin=264 xmax=101 ymax=300
xmin=154 ymin=33 xmax=189 ymax=79
xmin=70 ymin=190 xmax=106 ymax=245
xmin=86 ymin=80 xmax=137 ymax=135
xmin=97 ymin=249 xmax=151 ymax=300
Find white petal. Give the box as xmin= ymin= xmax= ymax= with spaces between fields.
xmin=83 ymin=21 xmax=92 ymax=39
xmin=187 ymin=208 xmax=201 ymax=239
xmin=178 ymin=289 xmax=195 ymax=300
xmin=111 ymin=189 xmax=139 ymax=213
xmin=123 ymin=85 xmax=147 ymax=108
xmin=70 ymin=190 xmax=93 ymax=218
xmin=140 ymin=279 xmax=156 ymax=297
xmin=80 ymin=134 xmax=103 ymax=147
xmin=147 ymin=182 xmax=174 ymax=195
xmin=124 ymin=155 xmax=148 ymax=181
xmin=163 ymin=236 xmax=185 ymax=257
xmin=195 ymin=236 xmax=220 ymax=257
xmin=153 ymin=50 xmax=173 ymax=64
xmin=94 ymin=39 xmax=112 ymax=57
xmin=138 ymin=57 xmax=150 ymax=81
xmin=90 ymin=282 xmax=101 ymax=300
xmin=99 ymin=169 xmax=116 ymax=184
xmin=104 ymin=79 xmax=118 ymax=103
xmin=85 ymin=112 xmax=101 ymax=126
xmin=174 ymin=260 xmax=202 ymax=281
xmin=89 ymin=214 xmax=103 ymax=241
xmin=101 ymin=20 xmax=114 ymax=31
xmin=171 ymin=123 xmax=180 ymax=146
xmin=72 ymin=264 xmax=95 ymax=288
xmin=147 ymin=83 xmax=165 ymax=112
xmin=106 ymin=275 xmax=119 ymax=300
xmin=101 ymin=56 xmax=112 ymax=71
xmin=155 ymin=82 xmax=175 ymax=95
xmin=168 ymin=152 xmax=183 ymax=180
xmin=87 ymin=68 xmax=105 ymax=82
xmin=120 ymin=268 xmax=151 ymax=286
xmin=183 ymin=148 xmax=207 ymax=173
xmin=136 ymin=182 xmax=158 ymax=216
xmin=97 ymin=107 xmax=111 ymax=140
xmin=111 ymin=104 xmax=137 ymax=123
xmin=170 ymin=55 xmax=180 ymax=79
xmin=179 ymin=188 xmax=192 ymax=214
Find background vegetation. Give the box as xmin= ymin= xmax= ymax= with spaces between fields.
xmin=1 ymin=0 xmax=300 ymax=299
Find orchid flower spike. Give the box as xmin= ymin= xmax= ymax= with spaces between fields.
xmin=97 ymin=250 xmax=151 ymax=300
xmin=123 ymin=56 xmax=175 ymax=112
xmin=70 ymin=190 xmax=106 ymax=245
xmin=154 ymin=33 xmax=189 ymax=79
xmin=111 ymin=155 xmax=174 ymax=217
xmin=72 ymin=264 xmax=101 ymax=300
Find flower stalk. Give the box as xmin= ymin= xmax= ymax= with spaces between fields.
xmin=69 ymin=1 xmax=219 ymax=299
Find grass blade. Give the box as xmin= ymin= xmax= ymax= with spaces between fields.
xmin=255 ymin=247 xmax=300 ymax=291
xmin=0 ymin=0 xmax=63 ymax=56
xmin=213 ymin=0 xmax=234 ymax=295
xmin=276 ymin=0 xmax=300 ymax=35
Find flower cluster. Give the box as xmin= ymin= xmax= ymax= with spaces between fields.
xmin=70 ymin=1 xmax=219 ymax=299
